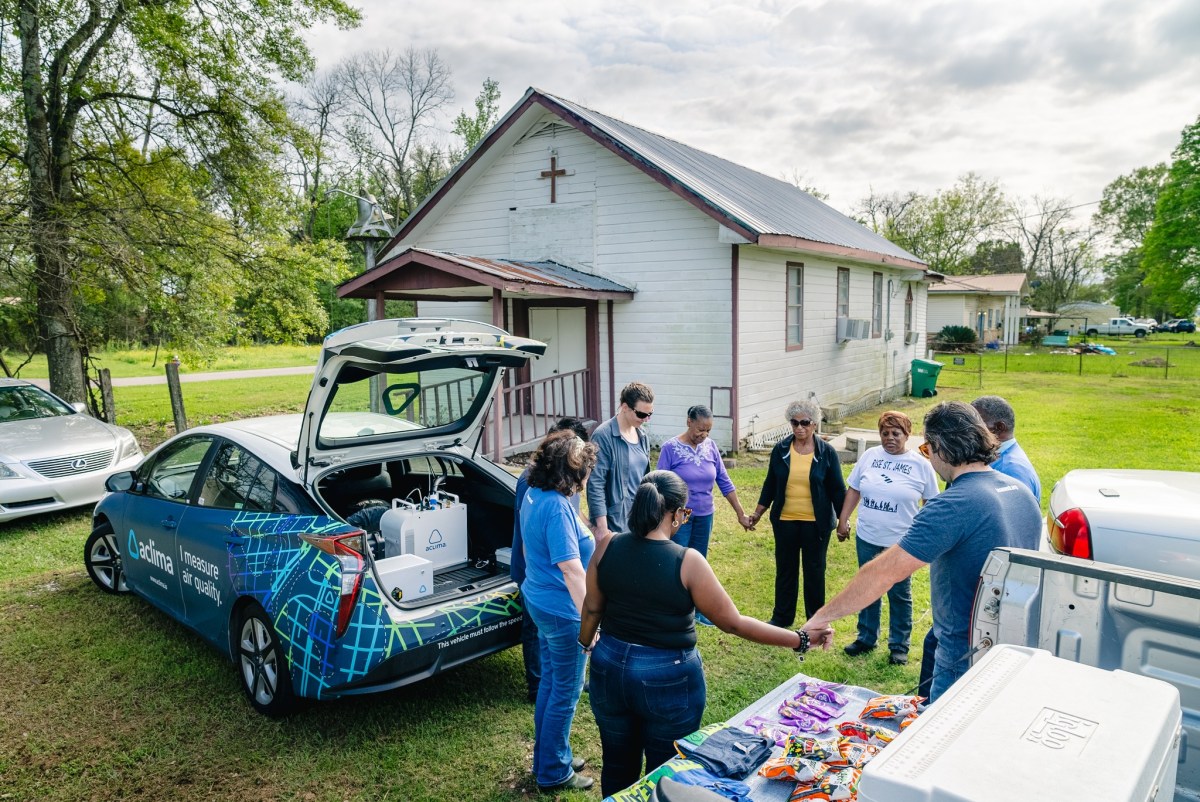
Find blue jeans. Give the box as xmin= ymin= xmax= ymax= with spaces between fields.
xmin=671 ymin=513 xmax=714 ymax=558
xmin=521 ymin=609 xmax=541 ymax=699
xmin=588 ymin=633 xmax=706 ymax=797
xmin=854 ymin=538 xmax=913 ymax=653
xmin=526 ymin=602 xmax=587 ymax=787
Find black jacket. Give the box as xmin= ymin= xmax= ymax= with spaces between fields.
xmin=757 ymin=435 xmax=846 ymax=533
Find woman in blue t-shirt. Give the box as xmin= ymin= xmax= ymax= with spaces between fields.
xmin=519 ymin=429 xmax=599 ymax=793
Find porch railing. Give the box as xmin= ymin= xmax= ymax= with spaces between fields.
xmin=482 ymin=368 xmax=593 ymax=457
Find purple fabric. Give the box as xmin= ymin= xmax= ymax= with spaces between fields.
xmin=656 ymin=437 xmax=734 ymax=517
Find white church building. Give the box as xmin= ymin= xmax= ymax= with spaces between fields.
xmin=338 ymin=88 xmax=932 ymax=455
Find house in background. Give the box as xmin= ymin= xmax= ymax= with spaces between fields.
xmin=926 ymin=273 xmax=1029 ymax=346
xmin=338 ymin=88 xmax=931 ymax=455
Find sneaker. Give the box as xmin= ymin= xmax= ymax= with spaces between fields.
xmin=843 ymin=640 xmax=876 ymax=657
xmin=538 ymin=772 xmax=594 ymax=793
xmin=889 ymin=650 xmax=909 ymax=665
xmin=767 ymin=617 xmax=793 ymax=628
xmin=571 ymin=757 xmax=587 ymax=771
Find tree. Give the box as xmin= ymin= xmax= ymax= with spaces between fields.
xmin=452 ymin=78 xmax=501 ymax=157
xmin=335 ymin=48 xmax=454 ymax=222
xmin=1144 ymin=114 xmax=1200 ymax=315
xmin=1009 ymin=196 xmax=1098 ymax=313
xmin=3 ymin=0 xmax=360 ymax=402
xmin=1093 ymin=164 xmax=1168 ymax=317
xmin=967 ymin=239 xmax=1023 ymax=274
xmin=855 ymin=173 xmax=1008 ymax=274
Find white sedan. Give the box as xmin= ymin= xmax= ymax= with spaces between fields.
xmin=1045 ymin=469 xmax=1200 ymax=581
xmin=0 ymin=378 xmax=143 ymax=522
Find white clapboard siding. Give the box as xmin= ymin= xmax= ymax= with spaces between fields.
xmin=407 ymin=125 xmax=736 ymax=448
xmin=737 ymin=247 xmax=924 ymax=437
xmin=926 ymin=294 xmax=967 ymax=335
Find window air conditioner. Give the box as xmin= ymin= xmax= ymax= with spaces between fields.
xmin=836 ymin=317 xmax=872 ymax=342
xmin=904 ymin=332 xmax=920 ymax=345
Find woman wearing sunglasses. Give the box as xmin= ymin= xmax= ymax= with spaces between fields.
xmin=587 ymin=381 xmax=655 ymax=541
xmin=580 ymin=470 xmax=816 ymax=796
xmin=835 ymin=411 xmax=940 ymax=665
xmin=749 ymin=399 xmax=847 ymax=628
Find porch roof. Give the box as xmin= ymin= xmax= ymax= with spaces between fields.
xmin=337 ymin=247 xmax=636 ymax=302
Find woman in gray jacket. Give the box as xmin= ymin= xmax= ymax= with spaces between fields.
xmin=587 ymin=382 xmax=654 ymax=540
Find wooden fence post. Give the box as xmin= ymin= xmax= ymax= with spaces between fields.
xmin=166 ymin=358 xmax=187 ymax=433
xmin=99 ymin=368 xmax=116 ymax=423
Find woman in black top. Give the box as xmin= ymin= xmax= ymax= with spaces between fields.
xmin=579 ymin=471 xmax=821 ymax=796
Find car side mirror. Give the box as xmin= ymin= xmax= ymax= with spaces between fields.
xmin=105 ymin=471 xmax=136 ymax=493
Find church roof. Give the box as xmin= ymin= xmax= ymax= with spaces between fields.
xmin=389 ymin=88 xmax=926 ymax=271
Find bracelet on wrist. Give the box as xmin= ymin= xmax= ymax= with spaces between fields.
xmin=793 ymin=629 xmax=810 ymax=655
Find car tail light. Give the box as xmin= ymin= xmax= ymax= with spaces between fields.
xmin=1046 ymin=508 xmax=1092 ymax=559
xmin=300 ymin=530 xmax=365 ymax=637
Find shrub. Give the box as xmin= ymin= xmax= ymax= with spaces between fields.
xmin=936 ymin=325 xmax=979 ymax=351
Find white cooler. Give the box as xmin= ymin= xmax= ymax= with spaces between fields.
xmin=859 ymin=644 xmax=1181 ymax=802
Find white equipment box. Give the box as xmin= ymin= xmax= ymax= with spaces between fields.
xmin=859 ymin=644 xmax=1181 ymax=802
xmin=373 ymin=553 xmax=432 ymax=603
xmin=379 ymin=494 xmax=468 ymax=572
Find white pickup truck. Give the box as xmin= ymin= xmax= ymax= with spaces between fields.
xmin=1085 ymin=317 xmax=1151 ymax=337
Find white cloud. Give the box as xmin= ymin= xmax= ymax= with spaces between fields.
xmin=304 ymin=0 xmax=1200 ymax=216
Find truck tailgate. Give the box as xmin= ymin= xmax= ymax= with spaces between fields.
xmin=973 ymin=547 xmax=1200 ymax=800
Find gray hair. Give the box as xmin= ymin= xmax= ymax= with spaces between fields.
xmin=971 ymin=395 xmax=1015 ymax=432
xmin=784 ymin=399 xmax=821 ymax=424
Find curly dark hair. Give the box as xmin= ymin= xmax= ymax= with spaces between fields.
xmin=923 ymin=401 xmax=998 ymax=467
xmin=526 ymin=429 xmax=599 ymax=495
xmin=628 ymin=470 xmax=689 ymax=538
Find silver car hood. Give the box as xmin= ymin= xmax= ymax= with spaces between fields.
xmin=0 ymin=414 xmax=120 ymax=462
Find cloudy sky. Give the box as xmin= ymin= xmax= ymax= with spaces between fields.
xmin=305 ymin=0 xmax=1200 ymax=221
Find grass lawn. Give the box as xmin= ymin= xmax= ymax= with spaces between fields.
xmin=2 ymin=368 xmax=1199 ymax=800
xmin=6 ymin=343 xmax=320 ymax=379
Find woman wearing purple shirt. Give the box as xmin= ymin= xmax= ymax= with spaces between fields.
xmin=656 ymin=405 xmax=753 ymax=556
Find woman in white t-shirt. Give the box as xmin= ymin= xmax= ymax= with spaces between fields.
xmin=836 ymin=411 xmax=940 ymax=665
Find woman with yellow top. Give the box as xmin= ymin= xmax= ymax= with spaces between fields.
xmin=749 ymin=399 xmax=847 ymax=627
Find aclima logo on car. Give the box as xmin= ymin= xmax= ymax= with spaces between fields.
xmin=126 ymin=529 xmax=175 ymax=575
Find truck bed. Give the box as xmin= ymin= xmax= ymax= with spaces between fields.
xmin=974 ymin=547 xmax=1200 ymax=800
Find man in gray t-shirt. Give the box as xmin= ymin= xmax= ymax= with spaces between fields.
xmin=803 ymin=401 xmax=1042 ymax=703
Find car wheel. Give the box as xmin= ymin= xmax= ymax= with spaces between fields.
xmin=1135 ymin=329 xmax=1146 ymax=338
xmin=236 ymin=604 xmax=295 ymax=717
xmin=1086 ymin=329 xmax=1098 ymax=336
xmin=84 ymin=523 xmax=128 ymax=594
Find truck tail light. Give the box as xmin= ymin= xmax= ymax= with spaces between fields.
xmin=1047 ymin=508 xmax=1092 ymax=559
xmin=300 ymin=530 xmax=365 ymax=637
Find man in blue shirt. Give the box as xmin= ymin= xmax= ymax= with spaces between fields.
xmin=972 ymin=395 xmax=1041 ymax=501
xmin=802 ymin=401 xmax=1042 ymax=703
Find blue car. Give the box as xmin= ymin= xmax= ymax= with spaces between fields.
xmin=85 ymin=319 xmax=545 ymax=715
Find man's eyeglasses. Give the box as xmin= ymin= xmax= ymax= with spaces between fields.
xmin=918 ymin=441 xmax=933 ymax=458
xmin=633 ymin=409 xmax=653 ymax=420
xmin=790 ymin=418 xmax=815 ymax=428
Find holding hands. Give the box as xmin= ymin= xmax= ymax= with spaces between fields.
xmin=836 ymin=520 xmax=852 ymax=542
xmin=738 ymin=513 xmax=755 ymax=531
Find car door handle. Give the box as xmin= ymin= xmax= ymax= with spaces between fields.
xmin=161 ymin=518 xmax=177 ymax=530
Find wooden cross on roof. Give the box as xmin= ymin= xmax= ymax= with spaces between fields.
xmin=539 ymin=154 xmax=574 ymax=203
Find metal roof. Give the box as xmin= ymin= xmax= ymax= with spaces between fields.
xmin=928 ymin=273 xmax=1028 ymax=295
xmin=538 ymin=90 xmax=924 ymax=265
xmin=411 ymin=249 xmax=635 ymax=293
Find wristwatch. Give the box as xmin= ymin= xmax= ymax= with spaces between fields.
xmin=794 ymin=629 xmax=810 ymax=655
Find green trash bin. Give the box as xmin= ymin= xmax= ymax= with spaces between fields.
xmin=911 ymin=358 xmax=943 ymax=397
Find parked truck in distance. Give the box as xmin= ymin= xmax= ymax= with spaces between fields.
xmin=1085 ymin=317 xmax=1150 ymax=337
